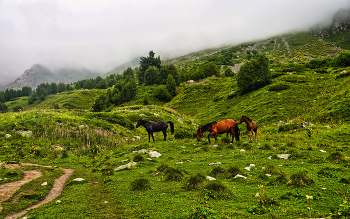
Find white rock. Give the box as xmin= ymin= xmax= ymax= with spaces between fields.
xmin=56 ymin=200 xmax=62 ymax=204
xmin=249 ymin=164 xmax=255 ymax=167
xmin=277 ymin=154 xmax=291 ymax=159
xmin=245 ymin=167 xmax=251 ymax=171
xmin=41 ymin=182 xmax=48 ymax=186
xmin=73 ymin=178 xmax=85 ymax=181
xmin=114 ymin=162 xmax=137 ymax=171
xmin=266 ymin=174 xmax=271 ymax=177
xmin=206 ymin=176 xmax=216 ymax=181
xmin=149 ymin=150 xmax=161 ymax=158
xmin=240 ymin=149 xmax=245 ymax=152
xmin=234 ymin=174 xmax=247 ymax=179
xmin=5 ymin=134 xmax=12 ymax=139
xmin=209 ymin=162 xmax=221 ymax=166
xmin=320 ymin=150 xmax=326 ymax=153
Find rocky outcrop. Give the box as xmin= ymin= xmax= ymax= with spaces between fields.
xmin=311 ymin=8 xmax=350 ymax=37
xmin=0 ymin=64 xmax=100 ymax=91
xmin=332 ymin=8 xmax=350 ymax=35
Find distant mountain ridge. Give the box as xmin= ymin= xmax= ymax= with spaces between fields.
xmin=0 ymin=64 xmax=101 ymax=91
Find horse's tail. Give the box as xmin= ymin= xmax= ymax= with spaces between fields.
xmin=167 ymin=121 xmax=174 ymax=134
xmin=234 ymin=124 xmax=240 ymax=141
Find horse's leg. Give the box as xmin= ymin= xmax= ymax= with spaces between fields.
xmin=249 ymin=129 xmax=253 ymax=143
xmin=148 ymin=132 xmax=151 ymax=142
xmin=151 ymin=132 xmax=155 ymax=142
xmin=229 ymin=128 xmax=234 ymax=143
xmin=163 ymin=130 xmax=167 ymax=141
xmin=207 ymin=133 xmax=211 ymax=143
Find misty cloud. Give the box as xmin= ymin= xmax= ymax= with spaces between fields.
xmin=1 ymin=0 xmax=349 ymax=86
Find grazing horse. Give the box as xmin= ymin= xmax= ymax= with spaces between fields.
xmin=238 ymin=116 xmax=258 ymax=143
xmin=197 ymin=119 xmax=240 ymax=143
xmin=136 ymin=119 xmax=174 ymax=142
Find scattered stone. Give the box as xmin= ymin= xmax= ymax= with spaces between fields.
xmin=176 ymin=161 xmax=183 ymax=164
xmin=104 ymin=201 xmax=109 ymax=204
xmin=266 ymin=174 xmax=271 ymax=177
xmin=255 ymin=193 xmax=260 ymax=197
xmin=209 ymin=162 xmax=221 ymax=166
xmin=245 ymin=167 xmax=251 ymax=171
xmin=5 ymin=134 xmax=12 ymax=139
xmin=56 ymin=200 xmax=62 ymax=204
xmin=206 ymin=176 xmax=216 ymax=181
xmin=149 ymin=150 xmax=161 ymax=158
xmin=277 ymin=154 xmax=291 ymax=159
xmin=210 ymin=144 xmax=218 ymax=148
xmin=114 ymin=162 xmax=137 ymax=171
xmin=234 ymin=174 xmax=247 ymax=179
xmin=240 ymin=149 xmax=246 ymax=152
xmin=73 ymin=178 xmax=85 ymax=181
xmin=17 ymin=130 xmax=33 ymax=137
xmin=41 ymin=182 xmax=48 ymax=186
xmin=320 ymin=150 xmax=327 ymax=153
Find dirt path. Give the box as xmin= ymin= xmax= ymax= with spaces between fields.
xmin=0 ymin=163 xmax=74 ymax=219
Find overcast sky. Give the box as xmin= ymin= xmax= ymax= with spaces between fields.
xmin=0 ymin=0 xmax=349 ymax=86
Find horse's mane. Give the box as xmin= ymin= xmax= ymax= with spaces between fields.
xmin=242 ymin=116 xmax=252 ymax=122
xmin=200 ymin=121 xmax=217 ymax=131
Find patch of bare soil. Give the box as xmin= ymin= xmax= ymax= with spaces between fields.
xmin=0 ymin=163 xmax=74 ymax=219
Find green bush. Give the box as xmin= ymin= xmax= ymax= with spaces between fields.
xmin=130 ymin=178 xmax=151 ymax=191
xmin=174 ymin=128 xmax=194 ymax=139
xmin=155 ymin=86 xmax=172 ymax=101
xmin=184 ymin=173 xmax=206 ymax=191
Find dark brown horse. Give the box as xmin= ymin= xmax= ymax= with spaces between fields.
xmin=197 ymin=119 xmax=240 ymax=143
xmin=136 ymin=119 xmax=174 ymax=142
xmin=238 ymin=116 xmax=258 ymax=143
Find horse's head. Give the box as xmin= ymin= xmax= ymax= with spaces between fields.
xmin=196 ymin=128 xmax=203 ymax=141
xmin=136 ymin=119 xmax=142 ymax=128
xmin=238 ymin=116 xmax=245 ymax=124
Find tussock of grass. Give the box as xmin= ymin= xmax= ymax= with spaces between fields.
xmin=288 ymin=172 xmax=314 ymax=187
xmin=130 ymin=178 xmax=151 ymax=191
xmin=184 ymin=173 xmax=206 ymax=191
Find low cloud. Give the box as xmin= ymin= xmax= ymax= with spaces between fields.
xmin=0 ymin=0 xmax=349 ymax=86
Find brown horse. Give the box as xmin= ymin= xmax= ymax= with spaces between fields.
xmin=197 ymin=119 xmax=240 ymax=143
xmin=238 ymin=116 xmax=258 ymax=143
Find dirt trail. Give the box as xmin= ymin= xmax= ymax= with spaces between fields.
xmin=0 ymin=163 xmax=74 ymax=219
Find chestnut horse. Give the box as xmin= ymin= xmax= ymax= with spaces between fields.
xmin=197 ymin=119 xmax=240 ymax=143
xmin=238 ymin=116 xmax=258 ymax=143
xmin=136 ymin=119 xmax=174 ymax=142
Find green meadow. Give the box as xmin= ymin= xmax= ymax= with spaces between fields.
xmin=0 ymin=31 xmax=350 ymax=218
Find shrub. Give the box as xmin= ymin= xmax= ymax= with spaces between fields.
xmin=184 ymin=173 xmax=206 ymax=191
xmin=210 ymin=166 xmax=227 ymax=178
xmin=133 ymin=154 xmax=144 ymax=162
xmin=278 ymin=123 xmax=299 ymax=132
xmin=328 ymin=152 xmax=346 ymax=163
xmin=174 ymin=128 xmax=194 ymax=139
xmin=157 ymin=163 xmax=169 ymax=172
xmin=237 ymin=54 xmax=271 ymax=94
xmin=204 ymin=182 xmax=228 ymax=192
xmin=259 ymin=143 xmax=272 ymax=150
xmin=130 ymin=178 xmax=151 ymax=191
xmin=155 ymin=86 xmax=172 ymax=101
xmin=164 ymin=167 xmax=183 ymax=181
xmin=288 ymin=172 xmax=314 ymax=187
xmin=227 ymin=166 xmax=242 ymax=178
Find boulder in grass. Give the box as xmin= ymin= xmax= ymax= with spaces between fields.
xmin=149 ymin=150 xmax=161 ymax=158
xmin=114 ymin=162 xmax=137 ymax=171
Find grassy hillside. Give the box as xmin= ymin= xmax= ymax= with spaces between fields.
xmin=0 ymin=29 xmax=350 ymax=218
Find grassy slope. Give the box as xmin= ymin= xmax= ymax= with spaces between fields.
xmin=0 ymin=30 xmax=350 ymax=218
